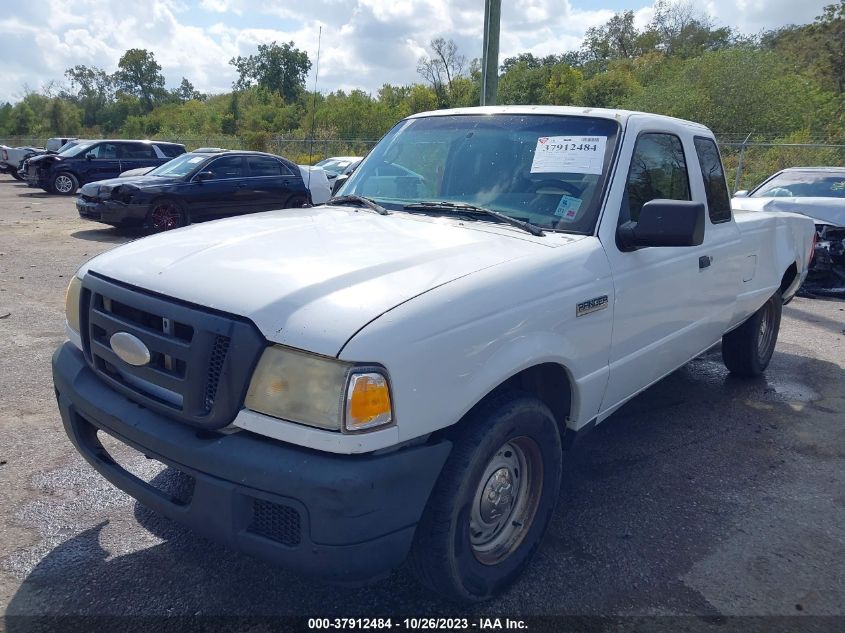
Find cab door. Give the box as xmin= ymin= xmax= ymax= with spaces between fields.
xmin=597 ymin=119 xmax=732 ymax=416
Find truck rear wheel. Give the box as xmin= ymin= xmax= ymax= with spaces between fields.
xmin=722 ymin=291 xmax=782 ymax=377
xmin=410 ymin=391 xmax=562 ymax=602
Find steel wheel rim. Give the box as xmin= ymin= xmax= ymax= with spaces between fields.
xmin=757 ymin=302 xmax=775 ymax=362
xmin=55 ymin=175 xmax=73 ymax=193
xmin=469 ymin=436 xmax=543 ymax=565
xmin=150 ymin=203 xmax=181 ymax=231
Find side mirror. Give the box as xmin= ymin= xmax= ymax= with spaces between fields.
xmin=195 ymin=170 xmax=214 ymax=181
xmin=332 ymin=174 xmax=349 ymax=195
xmin=733 ymin=190 xmax=749 ymax=198
xmin=85 ymin=153 xmax=95 ymax=161
xmin=617 ymin=200 xmax=705 ymax=251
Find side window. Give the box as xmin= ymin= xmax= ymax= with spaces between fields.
xmin=205 ymin=156 xmax=244 ymax=180
xmin=693 ymin=137 xmax=731 ymax=223
xmin=247 ymin=156 xmax=290 ymax=177
xmin=119 ymin=143 xmax=156 ymax=159
xmin=622 ymin=133 xmax=690 ymax=223
xmin=158 ymin=144 xmax=185 ymax=158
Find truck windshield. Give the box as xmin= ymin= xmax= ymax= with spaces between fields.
xmin=339 ymin=114 xmax=620 ymax=233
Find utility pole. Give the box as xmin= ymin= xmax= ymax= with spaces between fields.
xmin=481 ymin=0 xmax=501 ymax=106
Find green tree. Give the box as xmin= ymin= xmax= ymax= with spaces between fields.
xmin=174 ymin=78 xmax=204 ymax=102
xmin=543 ymin=64 xmax=583 ymax=105
xmin=576 ymin=66 xmax=641 ymax=107
xmin=9 ymin=102 xmax=36 ymax=135
xmin=623 ymin=49 xmax=833 ymax=135
xmin=113 ymin=49 xmax=167 ymax=112
xmin=416 ymin=38 xmax=467 ymax=105
xmin=498 ymin=58 xmax=549 ymax=104
xmin=63 ymin=65 xmax=113 ymax=127
xmin=45 ymin=98 xmax=83 ymax=135
xmin=582 ymin=11 xmax=643 ymax=66
xmin=230 ymin=41 xmax=311 ymax=103
xmin=767 ymin=1 xmax=845 ymax=93
xmin=645 ymin=0 xmax=733 ymax=58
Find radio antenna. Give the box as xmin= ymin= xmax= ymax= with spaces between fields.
xmin=307 ymin=25 xmax=322 ymax=196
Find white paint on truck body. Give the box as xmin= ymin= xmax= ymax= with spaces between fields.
xmin=74 ymin=106 xmax=815 ymax=454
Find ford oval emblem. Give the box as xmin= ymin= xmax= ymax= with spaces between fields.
xmin=110 ymin=332 xmax=151 ymax=367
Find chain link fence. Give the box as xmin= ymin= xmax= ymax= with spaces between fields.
xmin=3 ymin=135 xmax=842 ymax=185
xmin=0 ymin=136 xmax=381 ymax=165
xmin=715 ymin=138 xmax=845 ymax=193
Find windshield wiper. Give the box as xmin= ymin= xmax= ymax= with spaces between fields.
xmin=403 ymin=201 xmax=544 ymax=237
xmin=327 ymin=194 xmax=389 ymax=215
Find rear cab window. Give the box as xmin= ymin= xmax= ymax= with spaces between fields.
xmin=693 ymin=137 xmax=731 ymax=223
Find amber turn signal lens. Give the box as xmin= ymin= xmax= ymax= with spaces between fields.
xmin=345 ymin=372 xmax=392 ymax=431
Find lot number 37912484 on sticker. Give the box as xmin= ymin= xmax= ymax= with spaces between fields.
xmin=530 ymin=136 xmax=607 ymax=175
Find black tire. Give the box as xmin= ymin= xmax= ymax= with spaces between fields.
xmin=722 ymin=291 xmax=782 ymax=377
xmin=145 ymin=198 xmax=188 ymax=233
xmin=52 ymin=171 xmax=79 ymax=195
xmin=410 ymin=390 xmax=563 ymax=602
xmin=10 ymin=169 xmax=24 ymax=182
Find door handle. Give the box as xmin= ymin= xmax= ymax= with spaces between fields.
xmin=699 ymin=255 xmax=712 ymax=269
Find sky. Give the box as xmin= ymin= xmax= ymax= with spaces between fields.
xmin=0 ymin=0 xmax=830 ymax=102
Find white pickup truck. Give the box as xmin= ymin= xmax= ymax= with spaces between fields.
xmin=53 ymin=106 xmax=814 ymax=602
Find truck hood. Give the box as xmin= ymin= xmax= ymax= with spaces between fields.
xmin=732 ymin=196 xmax=845 ymax=227
xmin=80 ymin=207 xmax=567 ymax=356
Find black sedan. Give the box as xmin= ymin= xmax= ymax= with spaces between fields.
xmin=76 ymin=151 xmax=311 ymax=232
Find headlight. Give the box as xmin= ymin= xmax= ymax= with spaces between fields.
xmin=244 ymin=346 xmax=393 ymax=432
xmin=65 ymin=276 xmax=82 ymax=334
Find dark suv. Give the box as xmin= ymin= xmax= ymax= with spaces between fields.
xmin=25 ymin=140 xmax=186 ymax=194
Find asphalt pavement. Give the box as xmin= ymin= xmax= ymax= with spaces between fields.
xmin=0 ymin=176 xmax=843 ymax=631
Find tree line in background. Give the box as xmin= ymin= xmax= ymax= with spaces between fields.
xmin=1 ymin=0 xmax=843 ymax=162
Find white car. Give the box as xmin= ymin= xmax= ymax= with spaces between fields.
xmin=53 ymin=106 xmax=814 ymax=602
xmin=733 ymin=167 xmax=845 ymax=289
xmin=297 ymin=165 xmax=331 ymax=204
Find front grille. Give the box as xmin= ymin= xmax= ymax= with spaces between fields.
xmin=204 ymin=335 xmax=231 ymax=411
xmin=80 ymin=273 xmax=265 ymax=429
xmin=248 ymin=499 xmax=301 ymax=546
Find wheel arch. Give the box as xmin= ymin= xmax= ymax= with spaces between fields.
xmin=779 ymin=261 xmax=799 ymax=302
xmin=456 ymin=362 xmax=575 ymax=448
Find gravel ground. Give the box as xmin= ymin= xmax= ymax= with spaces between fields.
xmin=0 ymin=176 xmax=843 ymax=630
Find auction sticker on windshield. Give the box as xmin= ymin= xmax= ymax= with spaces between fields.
xmin=554 ymin=195 xmax=583 ymax=222
xmin=531 ymin=136 xmax=607 ymax=175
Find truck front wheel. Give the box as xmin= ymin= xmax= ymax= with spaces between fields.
xmin=722 ymin=291 xmax=782 ymax=377
xmin=411 ymin=391 xmax=562 ymax=602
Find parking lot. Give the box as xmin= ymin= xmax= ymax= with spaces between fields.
xmin=0 ymin=175 xmax=843 ymax=625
